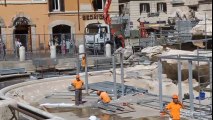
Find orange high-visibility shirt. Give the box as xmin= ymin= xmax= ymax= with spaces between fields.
xmin=82 ymin=58 xmax=86 ymax=67
xmin=100 ymin=92 xmax=111 ymax=103
xmin=166 ymin=102 xmax=183 ymax=120
xmin=72 ymin=79 xmax=84 ymax=90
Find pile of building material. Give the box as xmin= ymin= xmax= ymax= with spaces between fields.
xmin=113 ymin=46 xmax=212 ymax=97
xmin=191 ymin=20 xmax=212 ymax=36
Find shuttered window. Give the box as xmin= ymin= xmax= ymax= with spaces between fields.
xmin=48 ymin=0 xmax=65 ymax=12
xmin=92 ymin=0 xmax=105 ymax=11
xmin=140 ymin=3 xmax=150 ymax=14
xmin=157 ymin=3 xmax=167 ymax=13
xmin=60 ymin=0 xmax=65 ymax=11
xmin=119 ymin=4 xmax=125 ymax=15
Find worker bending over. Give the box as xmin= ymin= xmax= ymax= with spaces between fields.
xmin=71 ymin=75 xmax=84 ymax=106
xmin=164 ymin=94 xmax=184 ymax=120
xmin=97 ymin=91 xmax=111 ymax=104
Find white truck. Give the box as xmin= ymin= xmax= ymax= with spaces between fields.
xmin=85 ymin=23 xmax=112 ymax=54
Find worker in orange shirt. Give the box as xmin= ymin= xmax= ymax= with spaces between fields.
xmin=163 ymin=94 xmax=184 ymax=120
xmin=81 ymin=55 xmax=86 ymax=72
xmin=71 ymin=75 xmax=84 ymax=106
xmin=97 ymin=91 xmax=111 ymax=104
xmin=99 ymin=114 xmax=110 ymax=120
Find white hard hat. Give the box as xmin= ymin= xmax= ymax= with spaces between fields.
xmin=89 ymin=116 xmax=97 ymax=120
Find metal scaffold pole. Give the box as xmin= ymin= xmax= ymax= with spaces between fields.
xmin=209 ymin=60 xmax=212 ymax=111
xmin=113 ymin=54 xmax=117 ymax=99
xmin=188 ymin=60 xmax=194 ymax=118
xmin=205 ymin=13 xmax=207 ymax=50
xmin=120 ymin=53 xmax=125 ymax=97
xmin=158 ymin=60 xmax=163 ymax=111
xmin=84 ymin=36 xmax=88 ymax=94
xmin=85 ymin=53 xmax=89 ymax=94
xmin=178 ymin=55 xmax=183 ymax=102
xmin=76 ymin=54 xmax=80 ymax=75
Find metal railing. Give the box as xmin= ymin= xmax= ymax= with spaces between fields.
xmin=0 ymin=33 xmax=116 ymax=61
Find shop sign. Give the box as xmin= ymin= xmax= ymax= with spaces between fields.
xmin=82 ymin=14 xmax=104 ymax=20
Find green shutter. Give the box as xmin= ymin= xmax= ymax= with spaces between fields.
xmin=60 ymin=0 xmax=65 ymax=11
xmin=48 ymin=0 xmax=53 ymax=12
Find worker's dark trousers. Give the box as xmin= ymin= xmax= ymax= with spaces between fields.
xmin=75 ymin=89 xmax=82 ymax=105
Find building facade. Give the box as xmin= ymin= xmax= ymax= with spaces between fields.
xmin=119 ymin=0 xmax=212 ymax=30
xmin=0 ymin=0 xmax=119 ymax=52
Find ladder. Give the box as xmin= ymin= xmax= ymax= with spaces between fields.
xmin=197 ymin=49 xmax=212 ymax=120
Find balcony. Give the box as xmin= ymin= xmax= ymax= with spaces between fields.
xmin=147 ymin=13 xmax=160 ymax=17
xmin=185 ymin=0 xmax=199 ymax=6
xmin=171 ymin=0 xmax=184 ymax=5
xmin=199 ymin=0 xmax=212 ymax=4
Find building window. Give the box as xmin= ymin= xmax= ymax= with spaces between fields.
xmin=157 ymin=3 xmax=167 ymax=13
xmin=53 ymin=0 xmax=60 ymax=11
xmin=140 ymin=3 xmax=150 ymax=14
xmin=119 ymin=4 xmax=125 ymax=16
xmin=92 ymin=0 xmax=106 ymax=11
xmin=48 ymin=0 xmax=65 ymax=12
xmin=189 ymin=6 xmax=198 ymax=11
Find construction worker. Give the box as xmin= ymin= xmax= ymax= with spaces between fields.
xmin=163 ymin=94 xmax=184 ymax=120
xmin=100 ymin=114 xmax=110 ymax=120
xmin=71 ymin=75 xmax=84 ymax=106
xmin=96 ymin=91 xmax=111 ymax=104
xmin=81 ymin=55 xmax=86 ymax=72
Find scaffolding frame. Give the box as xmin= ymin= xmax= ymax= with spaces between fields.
xmin=158 ymin=54 xmax=212 ymax=119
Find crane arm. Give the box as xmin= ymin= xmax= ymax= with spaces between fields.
xmin=103 ymin=0 xmax=112 ymax=24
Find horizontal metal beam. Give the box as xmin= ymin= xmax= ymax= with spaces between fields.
xmin=9 ymin=105 xmax=50 ymax=120
xmin=160 ymin=55 xmax=212 ymax=61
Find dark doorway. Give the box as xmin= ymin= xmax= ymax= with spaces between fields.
xmin=52 ymin=25 xmax=71 ymax=44
xmin=14 ymin=25 xmax=31 ymax=51
xmin=13 ymin=17 xmax=32 ymax=51
xmin=53 ymin=25 xmax=71 ymax=34
xmin=52 ymin=25 xmax=71 ymax=54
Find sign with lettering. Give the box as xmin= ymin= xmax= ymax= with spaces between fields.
xmin=82 ymin=14 xmax=104 ymax=20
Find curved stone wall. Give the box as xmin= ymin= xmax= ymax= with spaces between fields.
xmin=1 ymin=76 xmax=73 ymax=104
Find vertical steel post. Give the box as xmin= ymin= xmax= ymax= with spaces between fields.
xmin=177 ymin=20 xmax=182 ymax=50
xmin=158 ymin=60 xmax=163 ymax=111
xmin=178 ymin=56 xmax=183 ymax=102
xmin=120 ymin=53 xmax=125 ymax=96
xmin=93 ymin=35 xmax=96 ymax=55
xmin=188 ymin=60 xmax=194 ymax=118
xmin=104 ymin=35 xmax=106 ymax=56
xmin=76 ymin=54 xmax=80 ymax=75
xmin=113 ymin=54 xmax=117 ymax=98
xmin=85 ymin=53 xmax=89 ymax=94
xmin=38 ymin=34 xmax=41 ymax=59
xmin=209 ymin=60 xmax=212 ymax=111
xmin=205 ymin=13 xmax=207 ymax=50
xmin=84 ymin=34 xmax=89 ymax=94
